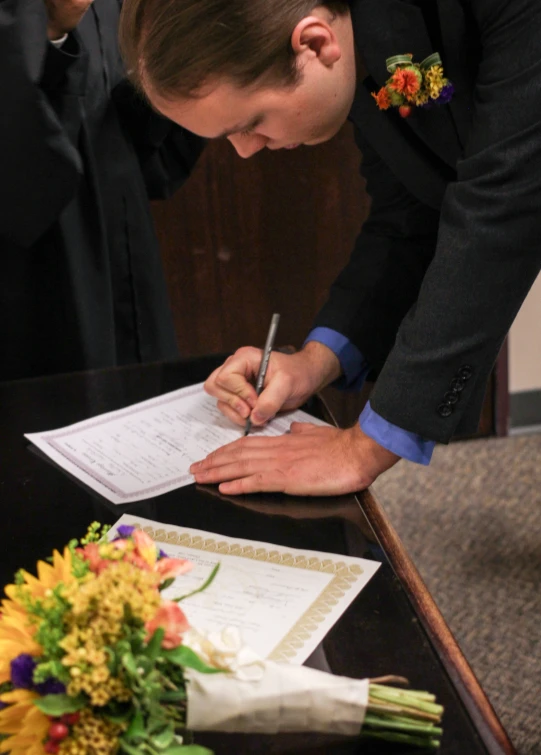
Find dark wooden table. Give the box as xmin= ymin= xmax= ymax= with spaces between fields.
xmin=0 ymin=356 xmax=515 ymax=755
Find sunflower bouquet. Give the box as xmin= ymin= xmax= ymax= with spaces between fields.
xmin=0 ymin=523 xmax=444 ymax=755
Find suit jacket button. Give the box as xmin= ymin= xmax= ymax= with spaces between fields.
xmin=450 ymin=377 xmax=466 ymax=392
xmin=458 ymin=365 xmax=473 ymax=380
xmin=444 ymin=391 xmax=459 ymax=405
xmin=438 ymin=403 xmax=453 ymax=417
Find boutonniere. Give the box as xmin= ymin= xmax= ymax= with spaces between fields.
xmin=372 ymin=52 xmax=454 ymax=118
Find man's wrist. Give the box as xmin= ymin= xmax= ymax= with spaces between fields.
xmin=299 ymin=340 xmax=342 ymax=392
xmin=359 ymin=401 xmax=435 ymax=465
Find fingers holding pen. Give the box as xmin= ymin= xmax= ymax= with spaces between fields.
xmin=204 ymin=346 xmax=298 ymax=428
xmin=204 ymin=348 xmax=262 ymax=424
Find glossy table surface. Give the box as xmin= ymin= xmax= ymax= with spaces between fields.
xmin=0 ymin=356 xmax=515 ymax=755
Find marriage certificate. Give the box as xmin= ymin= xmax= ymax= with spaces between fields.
xmin=25 ymin=382 xmax=329 ymax=504
xmin=111 ymin=514 xmax=380 ymax=665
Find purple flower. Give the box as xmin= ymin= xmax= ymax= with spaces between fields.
xmin=436 ymin=83 xmax=455 ymax=104
xmin=10 ymin=654 xmax=65 ymax=695
xmin=36 ymin=678 xmax=66 ymax=695
xmin=158 ymin=549 xmax=169 ymax=559
xmin=116 ymin=525 xmax=135 ymax=538
xmin=10 ymin=654 xmax=36 ymax=689
xmin=0 ymin=701 xmax=8 ymax=711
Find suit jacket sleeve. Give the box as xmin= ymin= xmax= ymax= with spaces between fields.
xmin=0 ymin=0 xmax=87 ymax=248
xmin=366 ymin=0 xmax=541 ymax=442
xmin=312 ymin=128 xmax=440 ymax=380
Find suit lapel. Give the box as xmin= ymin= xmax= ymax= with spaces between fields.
xmin=349 ymin=75 xmax=450 ymax=209
xmin=351 ymin=0 xmax=462 ymax=168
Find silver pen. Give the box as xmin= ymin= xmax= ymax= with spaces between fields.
xmin=244 ymin=313 xmax=281 ymax=436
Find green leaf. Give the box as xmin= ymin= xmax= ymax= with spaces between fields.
xmin=159 ymin=578 xmax=175 ymax=591
xmin=173 ymin=563 xmax=220 ymax=603
xmin=134 ymin=656 xmax=153 ymax=676
xmin=34 ymin=694 xmax=86 ymax=716
xmin=163 ymin=646 xmax=223 ymax=675
xmin=145 ymin=628 xmax=165 ymax=661
xmin=159 ymin=690 xmax=186 ymax=702
xmin=119 ymin=740 xmax=144 ymax=755
xmin=125 ymin=709 xmax=145 ymax=739
xmin=122 ymin=652 xmax=138 ymax=677
xmin=105 ymin=710 xmax=133 ymax=724
xmin=151 ymin=726 xmax=175 ymax=749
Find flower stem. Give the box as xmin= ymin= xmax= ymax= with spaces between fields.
xmin=365 ymin=681 xmax=444 ymax=749
xmin=362 ymin=730 xmax=441 ymax=748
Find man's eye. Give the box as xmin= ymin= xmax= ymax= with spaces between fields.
xmin=239 ymin=118 xmax=262 ymax=137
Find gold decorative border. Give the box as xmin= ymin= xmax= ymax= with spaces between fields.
xmin=136 ymin=521 xmax=364 ymax=662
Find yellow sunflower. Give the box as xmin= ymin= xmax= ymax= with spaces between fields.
xmin=0 ymin=608 xmax=41 ymax=685
xmin=0 ymin=688 xmax=49 ymax=755
xmin=0 ymin=547 xmax=77 ymax=683
xmin=10 ymin=548 xmax=76 ymax=602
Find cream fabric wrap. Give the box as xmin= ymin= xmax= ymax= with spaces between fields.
xmin=183 ymin=628 xmax=368 ymax=736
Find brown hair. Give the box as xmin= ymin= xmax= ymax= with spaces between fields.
xmin=119 ymin=0 xmax=349 ymax=99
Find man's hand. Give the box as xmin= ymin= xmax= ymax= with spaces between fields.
xmin=44 ymin=0 xmax=94 ymax=40
xmin=190 ymin=422 xmax=400 ymax=497
xmin=204 ymin=341 xmax=341 ymax=428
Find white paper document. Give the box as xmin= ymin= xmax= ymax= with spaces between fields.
xmin=111 ymin=514 xmax=380 ymax=665
xmin=25 ymin=382 xmax=329 ymax=504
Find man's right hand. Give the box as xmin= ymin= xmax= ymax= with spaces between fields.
xmin=204 ymin=341 xmax=342 ymax=428
xmin=44 ymin=0 xmax=94 ymax=40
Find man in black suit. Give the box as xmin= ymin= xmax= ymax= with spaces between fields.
xmin=0 ymin=0 xmax=203 ymax=381
xmin=120 ymin=0 xmax=541 ymax=495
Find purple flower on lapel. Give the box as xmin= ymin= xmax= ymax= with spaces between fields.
xmin=435 ymin=82 xmax=455 ymax=104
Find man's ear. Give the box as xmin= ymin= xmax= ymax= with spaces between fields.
xmin=290 ymin=15 xmax=341 ymax=66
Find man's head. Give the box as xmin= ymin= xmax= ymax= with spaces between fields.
xmin=120 ymin=0 xmax=356 ymax=157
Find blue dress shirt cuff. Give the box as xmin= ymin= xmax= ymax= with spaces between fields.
xmin=304 ymin=327 xmax=370 ymax=390
xmin=360 ymin=401 xmax=435 ymax=465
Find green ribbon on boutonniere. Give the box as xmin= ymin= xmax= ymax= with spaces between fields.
xmin=372 ymin=52 xmax=454 ymax=117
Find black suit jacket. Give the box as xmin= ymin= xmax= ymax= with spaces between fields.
xmin=0 ymin=0 xmax=204 ymax=381
xmin=313 ymin=0 xmax=541 ymax=442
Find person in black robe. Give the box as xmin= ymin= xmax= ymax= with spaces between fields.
xmin=0 ymin=0 xmax=204 ymax=381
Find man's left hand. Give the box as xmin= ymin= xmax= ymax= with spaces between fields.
xmin=190 ymin=422 xmax=400 ymax=497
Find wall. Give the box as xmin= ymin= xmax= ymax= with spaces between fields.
xmin=509 ymin=274 xmax=541 ymax=393
xmin=509 ymin=273 xmax=541 ymax=428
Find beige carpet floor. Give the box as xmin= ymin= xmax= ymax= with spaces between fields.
xmin=372 ymin=433 xmax=541 ymax=755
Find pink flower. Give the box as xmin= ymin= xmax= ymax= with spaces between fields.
xmin=155 ymin=558 xmax=193 ymax=581
xmin=124 ymin=552 xmax=152 ymax=571
xmin=133 ymin=530 xmax=158 ymax=567
xmin=79 ymin=543 xmax=109 ymax=574
xmin=145 ymin=602 xmax=189 ymax=649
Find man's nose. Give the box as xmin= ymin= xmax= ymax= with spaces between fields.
xmin=227 ymin=133 xmax=267 ymax=158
